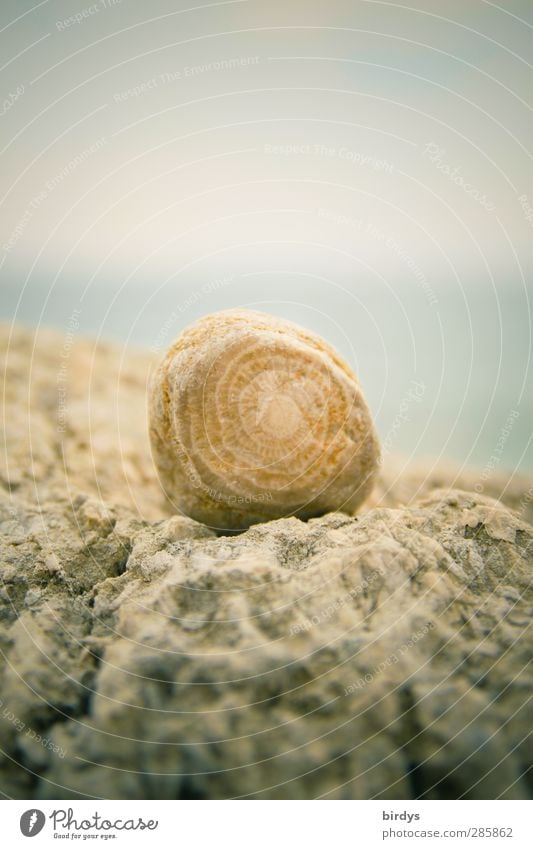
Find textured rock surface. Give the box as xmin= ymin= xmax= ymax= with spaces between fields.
xmin=1 ymin=324 xmax=532 ymax=799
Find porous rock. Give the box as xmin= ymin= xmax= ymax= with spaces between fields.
xmin=0 ymin=324 xmax=531 ymax=799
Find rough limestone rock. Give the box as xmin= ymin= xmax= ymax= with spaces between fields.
xmin=0 ymin=324 xmax=531 ymax=799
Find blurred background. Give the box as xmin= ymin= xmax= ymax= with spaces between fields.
xmin=1 ymin=0 xmax=531 ymax=472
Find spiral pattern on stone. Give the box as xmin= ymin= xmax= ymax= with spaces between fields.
xmin=149 ymin=309 xmax=380 ymax=531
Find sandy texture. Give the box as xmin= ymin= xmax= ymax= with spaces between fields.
xmin=1 ymin=324 xmax=532 ymax=799
xmin=2 ymin=323 xmax=532 ymax=526
xmin=148 ymin=309 xmax=380 ymax=530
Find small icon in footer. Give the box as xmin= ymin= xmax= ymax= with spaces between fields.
xmin=20 ymin=810 xmax=46 ymax=837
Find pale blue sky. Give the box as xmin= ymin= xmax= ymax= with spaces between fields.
xmin=1 ymin=0 xmax=532 ymax=470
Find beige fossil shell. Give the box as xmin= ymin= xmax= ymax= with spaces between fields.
xmin=149 ymin=309 xmax=380 ymax=531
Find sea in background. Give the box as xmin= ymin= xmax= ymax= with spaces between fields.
xmin=1 ymin=0 xmax=531 ymax=477
xmin=3 ymin=269 xmax=531 ymax=475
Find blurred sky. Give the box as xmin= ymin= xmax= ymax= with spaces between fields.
xmin=0 ymin=0 xmax=532 ymax=472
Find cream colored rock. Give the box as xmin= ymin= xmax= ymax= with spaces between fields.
xmin=149 ymin=310 xmax=381 ymax=530
xmin=1 ymin=325 xmax=532 ymax=800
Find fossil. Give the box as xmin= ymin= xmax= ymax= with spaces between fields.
xmin=149 ymin=309 xmax=380 ymax=531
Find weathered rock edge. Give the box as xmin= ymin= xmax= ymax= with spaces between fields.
xmin=0 ymin=325 xmax=531 ymax=799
